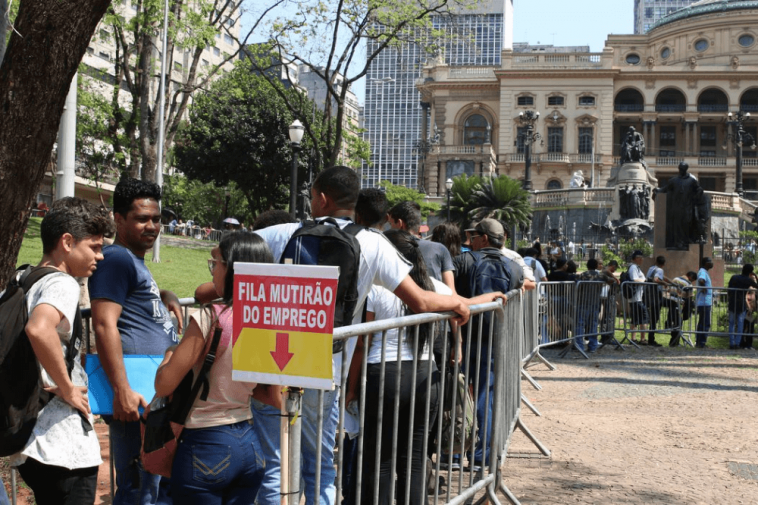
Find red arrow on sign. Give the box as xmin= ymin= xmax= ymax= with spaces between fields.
xmin=271 ymin=332 xmax=294 ymax=371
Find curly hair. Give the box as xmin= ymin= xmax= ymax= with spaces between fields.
xmin=431 ymin=222 xmax=462 ymax=258
xmin=41 ymin=197 xmax=115 ymax=253
xmin=113 ymin=177 xmax=162 ymax=217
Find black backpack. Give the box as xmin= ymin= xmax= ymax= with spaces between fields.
xmin=620 ymin=269 xmax=635 ymax=299
xmin=0 ymin=265 xmax=83 ymax=457
xmin=280 ymin=219 xmax=363 ymax=352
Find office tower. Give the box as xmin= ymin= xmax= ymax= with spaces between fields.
xmin=362 ymin=0 xmax=514 ymax=190
xmin=634 ymin=0 xmax=700 ymax=34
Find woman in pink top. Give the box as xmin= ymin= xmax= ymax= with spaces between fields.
xmin=154 ymin=231 xmax=271 ymax=504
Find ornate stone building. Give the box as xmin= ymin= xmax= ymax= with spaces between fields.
xmin=417 ymin=0 xmax=758 ymax=199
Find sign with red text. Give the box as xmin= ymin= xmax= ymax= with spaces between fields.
xmin=232 ymin=263 xmax=339 ymax=390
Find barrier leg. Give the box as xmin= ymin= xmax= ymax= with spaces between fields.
xmin=558 ymin=339 xmax=589 ymax=359
xmin=281 ymin=387 xmax=303 ymax=505
xmin=520 ymin=369 xmax=541 ymax=391
xmin=498 ymin=481 xmax=522 ymax=505
xmin=515 ymin=418 xmax=550 ymax=457
xmin=520 ymin=394 xmax=541 ymax=417
xmin=11 ymin=468 xmax=16 ymax=505
xmin=532 ymin=350 xmax=557 ymax=371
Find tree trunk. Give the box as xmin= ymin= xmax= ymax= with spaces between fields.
xmin=0 ymin=0 xmax=112 ymax=287
xmin=0 ymin=0 xmax=7 ymax=65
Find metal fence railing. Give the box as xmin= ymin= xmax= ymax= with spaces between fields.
xmin=680 ymin=286 xmax=758 ymax=349
xmin=8 ymin=292 xmax=549 ymax=505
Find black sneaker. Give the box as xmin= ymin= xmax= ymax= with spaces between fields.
xmin=648 ymin=341 xmax=662 ymax=347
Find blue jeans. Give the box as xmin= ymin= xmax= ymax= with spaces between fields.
xmin=108 ymin=418 xmax=170 ymax=505
xmin=301 ymin=386 xmax=340 ymax=505
xmin=575 ymin=306 xmax=600 ymax=352
xmin=251 ymin=398 xmax=282 ymax=505
xmin=696 ymin=306 xmax=711 ymax=347
xmin=171 ymin=420 xmax=265 ymax=504
xmin=728 ymin=311 xmax=746 ymax=347
xmin=464 ymin=347 xmax=493 ymax=466
xmin=0 ymin=474 xmax=10 ymax=505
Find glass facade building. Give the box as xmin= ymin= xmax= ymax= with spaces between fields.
xmin=634 ymin=0 xmax=700 ymax=34
xmin=362 ymin=9 xmax=509 ymax=189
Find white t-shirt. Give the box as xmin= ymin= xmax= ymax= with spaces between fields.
xmin=628 ymin=263 xmax=645 ymax=303
xmin=255 ymin=219 xmax=413 ymax=384
xmin=11 ymin=272 xmax=102 ymax=470
xmin=500 ymin=247 xmax=535 ymax=282
xmin=522 ymin=256 xmax=546 ymax=282
xmin=366 ymin=279 xmax=451 ymax=364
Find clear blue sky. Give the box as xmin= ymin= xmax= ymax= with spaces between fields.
xmin=514 ymin=0 xmax=635 ymax=50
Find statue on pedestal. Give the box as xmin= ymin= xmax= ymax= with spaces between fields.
xmin=655 ymin=162 xmax=709 ymax=250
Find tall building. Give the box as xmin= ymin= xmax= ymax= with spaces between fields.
xmin=634 ymin=0 xmax=699 ymax=34
xmin=361 ymin=0 xmax=514 ymax=190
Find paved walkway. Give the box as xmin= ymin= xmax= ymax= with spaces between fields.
xmin=502 ymin=345 xmax=758 ymax=504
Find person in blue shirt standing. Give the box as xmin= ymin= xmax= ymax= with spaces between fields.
xmin=695 ymin=256 xmax=714 ymax=348
xmin=89 ymin=178 xmax=182 ymax=504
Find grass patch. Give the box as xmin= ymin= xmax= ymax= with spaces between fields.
xmin=18 ymin=218 xmax=209 ymax=298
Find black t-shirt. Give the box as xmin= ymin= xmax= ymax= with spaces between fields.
xmin=727 ymin=274 xmax=758 ymax=313
xmin=547 ymin=270 xmax=572 ymax=282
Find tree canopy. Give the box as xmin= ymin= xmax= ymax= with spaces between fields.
xmin=381 ymin=180 xmax=439 ymax=219
xmin=441 ymin=174 xmax=533 ymax=228
xmin=174 ymin=65 xmax=320 ymax=217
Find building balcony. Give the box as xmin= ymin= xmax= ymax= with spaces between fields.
xmin=506 ymin=52 xmax=606 ymax=69
xmin=531 ymin=187 xmax=615 ymax=209
xmin=434 ymin=144 xmax=496 ymax=156
xmin=502 ymin=152 xmax=603 ymax=164
xmin=698 ymin=104 xmax=729 ymax=113
xmin=615 ymin=104 xmax=644 ymax=112
xmin=655 ymin=104 xmax=686 ymax=112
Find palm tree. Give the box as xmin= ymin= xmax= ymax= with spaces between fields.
xmin=470 ymin=175 xmax=532 ymax=227
xmin=440 ymin=174 xmax=482 ymax=225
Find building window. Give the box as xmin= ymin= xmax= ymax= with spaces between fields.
xmin=699 ymin=177 xmax=717 ymax=191
xmin=546 ymin=179 xmax=562 ymax=190
xmin=694 ymin=39 xmax=709 ymax=52
xmin=625 ymin=53 xmax=641 ymax=65
xmin=174 ymin=61 xmax=183 ymax=71
xmin=578 ymin=96 xmax=595 ymax=106
xmin=548 ymin=127 xmax=563 ymax=153
xmin=202 ymin=59 xmax=209 ymax=67
xmin=224 ymin=33 xmax=233 ymax=45
xmin=86 ymin=46 xmax=94 ymax=55
xmin=516 ymin=126 xmax=526 ymax=154
xmin=463 ymin=114 xmax=489 ymax=145
xmin=517 ymin=96 xmax=534 ymax=106
xmin=578 ymin=127 xmax=593 ymax=154
xmin=700 ymin=126 xmax=717 ymax=150
xmin=745 ymin=127 xmax=758 ymax=158
xmin=213 ymin=47 xmax=220 ymax=56
xmin=548 ymin=96 xmax=564 ymax=106
xmin=660 ymin=126 xmax=676 ymax=148
xmin=739 ymin=34 xmax=755 ymax=48
xmin=659 ymin=150 xmax=676 ymax=157
xmin=660 ymin=47 xmax=671 ymax=59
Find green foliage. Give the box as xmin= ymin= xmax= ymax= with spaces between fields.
xmin=441 ymin=174 xmax=532 ymax=228
xmin=441 ymin=174 xmax=483 ymax=226
xmin=601 ymin=245 xmax=622 ymax=265
xmin=381 ymin=180 xmax=439 ymax=218
xmin=470 ymin=176 xmax=532 ymax=227
xmin=604 ymin=238 xmax=653 ymax=265
xmin=175 ymin=66 xmax=323 ymax=217
xmin=162 ymin=175 xmax=253 ymax=227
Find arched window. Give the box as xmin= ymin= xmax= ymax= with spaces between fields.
xmin=463 ymin=114 xmax=489 ymax=145
xmin=546 ymin=179 xmax=562 ymax=190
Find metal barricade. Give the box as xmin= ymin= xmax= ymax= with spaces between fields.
xmin=520 ymin=288 xmax=555 ymax=401
xmin=681 ymin=285 xmax=758 ymax=348
xmin=555 ymin=280 xmax=611 ymax=359
xmin=620 ymin=281 xmax=694 ymax=348
xmin=535 ymin=281 xmax=575 ymax=348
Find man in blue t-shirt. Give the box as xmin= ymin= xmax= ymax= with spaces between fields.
xmin=89 ymin=178 xmax=181 ymax=505
xmin=695 ymin=256 xmax=714 ymax=348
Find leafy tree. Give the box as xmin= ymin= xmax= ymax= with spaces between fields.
xmin=470 ymin=175 xmax=532 ymax=228
xmin=381 ymin=180 xmax=439 ymax=219
xmin=249 ymin=0 xmax=476 ymax=170
xmin=91 ymin=0 xmax=281 ymax=181
xmin=440 ymin=174 xmax=483 ymax=226
xmin=174 ymin=65 xmax=321 ymax=217
xmin=162 ymin=175 xmax=253 ymax=228
xmin=0 ymin=0 xmax=111 ymax=287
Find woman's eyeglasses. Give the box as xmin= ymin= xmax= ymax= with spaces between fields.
xmin=207 ymin=258 xmax=226 ymax=275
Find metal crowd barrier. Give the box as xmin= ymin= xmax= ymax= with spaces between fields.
xmin=520 ymin=289 xmax=555 ymax=405
xmin=9 ymin=292 xmax=550 ymax=505
xmin=620 ymin=281 xmax=694 ymax=348
xmin=680 ymin=286 xmax=758 ymax=348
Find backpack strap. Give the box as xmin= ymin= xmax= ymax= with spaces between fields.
xmin=343 ymin=223 xmax=365 ymax=237
xmin=194 ymin=326 xmax=223 ymax=403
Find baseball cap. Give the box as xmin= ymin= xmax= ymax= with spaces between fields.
xmin=631 ymin=250 xmax=644 ymax=259
xmin=465 ymin=218 xmax=504 ymax=239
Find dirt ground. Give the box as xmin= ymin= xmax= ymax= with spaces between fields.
xmin=502 ymin=344 xmax=758 ymax=504
xmin=5 ymin=345 xmax=758 ymax=504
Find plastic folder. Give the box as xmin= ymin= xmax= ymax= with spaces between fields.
xmin=85 ymin=354 xmax=164 ymax=415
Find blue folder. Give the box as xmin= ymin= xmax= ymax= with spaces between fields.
xmin=85 ymin=354 xmax=164 ymax=415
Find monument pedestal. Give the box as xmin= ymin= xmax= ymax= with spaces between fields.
xmin=653 ymin=195 xmax=724 ymax=285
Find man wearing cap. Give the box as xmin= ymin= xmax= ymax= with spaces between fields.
xmin=627 ymin=250 xmax=649 ymax=344
xmin=695 ymin=256 xmax=714 ymax=348
xmin=452 ymin=218 xmax=523 ymax=468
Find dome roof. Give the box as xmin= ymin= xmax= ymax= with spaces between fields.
xmin=652 ymin=0 xmax=758 ymax=31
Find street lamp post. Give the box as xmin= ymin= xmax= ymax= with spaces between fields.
xmin=726 ymin=111 xmax=756 ymax=197
xmin=370 ymin=76 xmax=395 ymax=187
xmin=518 ymin=111 xmax=542 ymax=191
xmin=445 ymin=178 xmax=453 ymax=221
xmin=289 ymin=120 xmax=305 ymax=219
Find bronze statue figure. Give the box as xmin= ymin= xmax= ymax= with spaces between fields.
xmin=655 ymin=162 xmax=709 ymax=250
xmin=620 ymin=126 xmax=646 ymax=164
